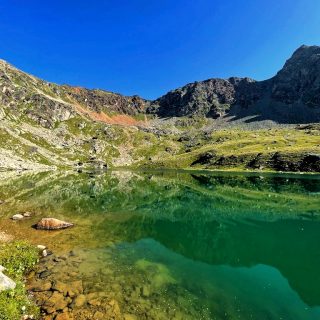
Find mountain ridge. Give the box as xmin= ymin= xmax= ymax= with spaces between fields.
xmin=1 ymin=45 xmax=320 ymax=125
xmin=149 ymin=45 xmax=320 ymax=122
xmin=0 ymin=45 xmax=319 ymax=172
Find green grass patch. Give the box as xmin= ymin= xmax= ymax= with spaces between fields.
xmin=0 ymin=241 xmax=40 ymax=320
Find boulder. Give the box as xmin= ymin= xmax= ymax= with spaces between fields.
xmin=0 ymin=265 xmax=16 ymax=291
xmin=35 ymin=218 xmax=73 ymax=230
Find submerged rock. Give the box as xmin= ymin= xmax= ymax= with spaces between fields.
xmin=55 ymin=313 xmax=73 ymax=320
xmin=35 ymin=218 xmax=73 ymax=230
xmin=0 ymin=265 xmax=16 ymax=291
xmin=28 ymin=281 xmax=52 ymax=292
xmin=73 ymin=294 xmax=86 ymax=307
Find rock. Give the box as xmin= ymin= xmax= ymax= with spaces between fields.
xmin=54 ymin=312 xmax=73 ymax=320
xmin=69 ymin=280 xmax=83 ymax=295
xmin=39 ymin=270 xmax=52 ymax=279
xmin=88 ymin=298 xmax=101 ymax=306
xmin=0 ymin=265 xmax=16 ymax=291
xmin=29 ymin=281 xmax=52 ymax=292
xmin=124 ymin=314 xmax=137 ymax=320
xmin=0 ymin=231 xmax=13 ymax=242
xmin=35 ymin=218 xmax=73 ymax=230
xmin=73 ymin=294 xmax=86 ymax=307
xmin=43 ymin=292 xmax=70 ymax=312
xmin=23 ymin=211 xmax=32 ymax=217
xmin=52 ymin=281 xmax=68 ymax=296
xmin=108 ymin=299 xmax=121 ymax=316
xmin=11 ymin=213 xmax=24 ymax=220
xmin=37 ymin=245 xmax=46 ymax=250
xmin=93 ymin=311 xmax=104 ymax=320
xmin=22 ymin=316 xmax=36 ymax=320
xmin=42 ymin=249 xmax=48 ymax=257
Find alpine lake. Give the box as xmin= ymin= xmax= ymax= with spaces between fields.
xmin=0 ymin=169 xmax=319 ymax=320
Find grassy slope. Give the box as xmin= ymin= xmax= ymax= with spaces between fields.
xmin=143 ymin=127 xmax=320 ymax=171
xmin=0 ymin=104 xmax=319 ymax=172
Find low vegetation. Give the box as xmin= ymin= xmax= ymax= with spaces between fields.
xmin=144 ymin=126 xmax=320 ymax=171
xmin=0 ymin=241 xmax=40 ymax=320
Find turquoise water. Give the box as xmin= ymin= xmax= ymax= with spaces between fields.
xmin=0 ymin=170 xmax=320 ymax=319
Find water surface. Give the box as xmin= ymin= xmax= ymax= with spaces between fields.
xmin=0 ymin=170 xmax=320 ymax=319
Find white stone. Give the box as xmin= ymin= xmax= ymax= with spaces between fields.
xmin=37 ymin=245 xmax=46 ymax=250
xmin=42 ymin=250 xmax=48 ymax=257
xmin=11 ymin=214 xmax=24 ymax=220
xmin=0 ymin=265 xmax=16 ymax=291
xmin=23 ymin=211 xmax=32 ymax=217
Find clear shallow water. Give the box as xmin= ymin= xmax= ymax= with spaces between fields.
xmin=0 ymin=170 xmax=320 ymax=319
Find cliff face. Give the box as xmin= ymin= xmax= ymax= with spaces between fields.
xmin=148 ymin=45 xmax=320 ymax=123
xmin=270 ymin=45 xmax=320 ymax=107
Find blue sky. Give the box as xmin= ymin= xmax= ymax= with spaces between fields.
xmin=0 ymin=0 xmax=320 ymax=99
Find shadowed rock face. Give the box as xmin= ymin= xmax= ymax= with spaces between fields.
xmin=148 ymin=45 xmax=320 ymax=123
xmin=270 ymin=45 xmax=320 ymax=106
xmin=148 ymin=77 xmax=259 ymax=118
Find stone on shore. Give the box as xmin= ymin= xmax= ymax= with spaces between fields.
xmin=11 ymin=213 xmax=24 ymax=220
xmin=23 ymin=211 xmax=32 ymax=217
xmin=0 ymin=265 xmax=16 ymax=291
xmin=35 ymin=218 xmax=73 ymax=230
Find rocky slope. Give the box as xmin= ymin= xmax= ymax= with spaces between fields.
xmin=0 ymin=45 xmax=319 ymax=172
xmin=149 ymin=45 xmax=320 ymax=123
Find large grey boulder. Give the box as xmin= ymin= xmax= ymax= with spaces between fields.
xmin=0 ymin=265 xmax=16 ymax=291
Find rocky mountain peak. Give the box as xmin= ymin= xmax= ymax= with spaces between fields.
xmin=271 ymin=45 xmax=320 ymax=107
xmin=148 ymin=45 xmax=320 ymax=122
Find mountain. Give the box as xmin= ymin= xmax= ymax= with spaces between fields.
xmin=149 ymin=45 xmax=320 ymax=123
xmin=0 ymin=45 xmax=319 ymax=172
xmin=0 ymin=59 xmax=148 ymax=128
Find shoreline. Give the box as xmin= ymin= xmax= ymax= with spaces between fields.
xmin=0 ymin=166 xmax=320 ymax=177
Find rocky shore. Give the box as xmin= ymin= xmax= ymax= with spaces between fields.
xmin=27 ymin=250 xmax=125 ymax=320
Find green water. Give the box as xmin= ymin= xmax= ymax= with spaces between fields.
xmin=0 ymin=170 xmax=320 ymax=319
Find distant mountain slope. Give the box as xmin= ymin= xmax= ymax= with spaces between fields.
xmin=149 ymin=45 xmax=320 ymax=123
xmin=0 ymin=46 xmax=319 ymax=172
xmin=0 ymin=59 xmax=148 ymax=128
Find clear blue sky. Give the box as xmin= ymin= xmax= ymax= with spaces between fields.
xmin=1 ymin=0 xmax=320 ymax=99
